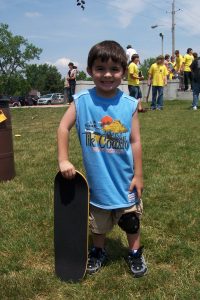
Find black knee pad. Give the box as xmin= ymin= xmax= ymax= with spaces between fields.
xmin=118 ymin=212 xmax=140 ymax=234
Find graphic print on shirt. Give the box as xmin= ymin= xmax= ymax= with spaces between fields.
xmin=82 ymin=115 xmax=129 ymax=154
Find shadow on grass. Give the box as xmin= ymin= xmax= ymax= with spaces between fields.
xmin=89 ymin=235 xmax=128 ymax=265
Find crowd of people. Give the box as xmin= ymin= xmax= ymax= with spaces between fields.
xmin=126 ymin=45 xmax=200 ymax=111
xmin=65 ymin=44 xmax=199 ymax=111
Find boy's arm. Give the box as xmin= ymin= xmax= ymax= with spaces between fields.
xmin=57 ymin=102 xmax=76 ymax=179
xmin=147 ymin=73 xmax=152 ymax=85
xmin=164 ymin=75 xmax=167 ymax=85
xmin=147 ymin=66 xmax=152 ymax=85
xmin=129 ymin=110 xmax=143 ymax=199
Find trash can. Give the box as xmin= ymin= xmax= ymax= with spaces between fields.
xmin=0 ymin=97 xmax=15 ymax=181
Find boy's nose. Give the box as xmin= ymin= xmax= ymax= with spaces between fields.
xmin=104 ymin=70 xmax=112 ymax=77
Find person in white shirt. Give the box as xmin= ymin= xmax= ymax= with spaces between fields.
xmin=126 ymin=45 xmax=137 ymax=64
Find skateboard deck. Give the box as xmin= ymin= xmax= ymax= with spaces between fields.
xmin=54 ymin=171 xmax=89 ymax=282
xmin=146 ymin=84 xmax=151 ymax=103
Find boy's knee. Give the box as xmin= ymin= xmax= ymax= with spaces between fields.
xmin=118 ymin=212 xmax=140 ymax=234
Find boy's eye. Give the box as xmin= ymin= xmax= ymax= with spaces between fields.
xmin=111 ymin=67 xmax=120 ymax=72
xmin=96 ymin=66 xmax=104 ymax=71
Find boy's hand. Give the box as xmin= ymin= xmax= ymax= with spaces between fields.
xmin=147 ymin=80 xmax=151 ymax=86
xmin=129 ymin=175 xmax=144 ymax=199
xmin=59 ymin=160 xmax=76 ymax=179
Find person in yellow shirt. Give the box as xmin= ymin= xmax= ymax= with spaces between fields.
xmin=175 ymin=50 xmax=184 ymax=90
xmin=182 ymin=48 xmax=194 ymax=91
xmin=148 ymin=55 xmax=168 ymax=110
xmin=128 ymin=54 xmax=145 ymax=112
xmin=169 ymin=56 xmax=176 ymax=80
xmin=175 ymin=50 xmax=184 ymax=73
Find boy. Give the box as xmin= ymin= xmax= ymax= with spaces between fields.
xmin=148 ymin=55 xmax=168 ymax=110
xmin=182 ymin=48 xmax=194 ymax=91
xmin=127 ymin=54 xmax=145 ymax=112
xmin=175 ymin=50 xmax=184 ymax=90
xmin=57 ymin=40 xmax=147 ymax=278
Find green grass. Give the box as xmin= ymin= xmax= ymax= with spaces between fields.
xmin=0 ymin=101 xmax=200 ymax=299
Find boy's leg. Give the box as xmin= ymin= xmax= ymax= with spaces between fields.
xmin=157 ymin=86 xmax=164 ymax=109
xmin=87 ymin=205 xmax=113 ymax=274
xmin=184 ymin=71 xmax=189 ymax=91
xmin=192 ymin=82 xmax=200 ymax=109
xmin=189 ymin=72 xmax=193 ymax=90
xmin=117 ymin=203 xmax=147 ymax=277
xmin=92 ymin=233 xmax=106 ymax=249
xmin=151 ymin=86 xmax=157 ymax=109
xmin=127 ymin=231 xmax=140 ymax=250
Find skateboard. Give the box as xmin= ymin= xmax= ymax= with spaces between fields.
xmin=54 ymin=170 xmax=89 ymax=282
xmin=146 ymin=84 xmax=151 ymax=103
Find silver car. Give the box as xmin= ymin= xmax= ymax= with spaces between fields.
xmin=37 ymin=93 xmax=57 ymax=105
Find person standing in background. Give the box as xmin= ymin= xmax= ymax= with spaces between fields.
xmin=168 ymin=56 xmax=176 ymax=80
xmin=128 ymin=54 xmax=146 ymax=112
xmin=126 ymin=45 xmax=137 ymax=64
xmin=148 ymin=55 xmax=168 ymax=110
xmin=66 ymin=62 xmax=77 ymax=104
xmin=190 ymin=54 xmax=200 ymax=110
xmin=164 ymin=54 xmax=170 ymax=73
xmin=175 ymin=50 xmax=184 ymax=73
xmin=175 ymin=50 xmax=184 ymax=90
xmin=182 ymin=48 xmax=194 ymax=91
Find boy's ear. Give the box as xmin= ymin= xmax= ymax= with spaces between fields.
xmin=87 ymin=67 xmax=92 ymax=77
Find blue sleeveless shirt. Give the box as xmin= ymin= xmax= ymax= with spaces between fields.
xmin=74 ymin=88 xmax=138 ymax=209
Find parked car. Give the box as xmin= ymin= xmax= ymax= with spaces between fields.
xmin=37 ymin=93 xmax=58 ymax=105
xmin=25 ymin=95 xmax=38 ymax=106
xmin=52 ymin=94 xmax=64 ymax=104
xmin=9 ymin=96 xmax=22 ymax=107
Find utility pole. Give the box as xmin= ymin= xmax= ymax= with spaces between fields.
xmin=159 ymin=33 xmax=164 ymax=56
xmin=167 ymin=0 xmax=180 ymax=56
xmin=172 ymin=0 xmax=175 ymax=56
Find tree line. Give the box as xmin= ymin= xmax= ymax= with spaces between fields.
xmin=0 ymin=23 xmax=90 ymax=96
xmin=0 ymin=23 xmax=153 ymax=96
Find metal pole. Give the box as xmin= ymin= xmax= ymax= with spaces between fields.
xmin=172 ymin=0 xmax=175 ymax=55
xmin=159 ymin=33 xmax=164 ymax=55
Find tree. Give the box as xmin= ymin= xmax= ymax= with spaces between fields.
xmin=76 ymin=70 xmax=92 ymax=81
xmin=76 ymin=70 xmax=87 ymax=80
xmin=140 ymin=58 xmax=156 ymax=79
xmin=0 ymin=23 xmax=42 ymax=94
xmin=25 ymin=64 xmax=64 ymax=94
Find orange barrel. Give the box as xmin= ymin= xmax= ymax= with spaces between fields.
xmin=0 ymin=97 xmax=15 ymax=181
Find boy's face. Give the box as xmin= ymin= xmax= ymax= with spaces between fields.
xmin=133 ymin=57 xmax=140 ymax=64
xmin=157 ymin=58 xmax=164 ymax=65
xmin=87 ymin=58 xmax=125 ymax=98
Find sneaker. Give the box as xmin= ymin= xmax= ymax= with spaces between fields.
xmin=192 ymin=106 xmax=197 ymax=110
xmin=127 ymin=246 xmax=148 ymax=278
xmin=150 ymin=107 xmax=156 ymax=111
xmin=87 ymin=247 xmax=107 ymax=275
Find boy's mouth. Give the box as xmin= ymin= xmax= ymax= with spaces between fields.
xmin=100 ymin=81 xmax=114 ymax=85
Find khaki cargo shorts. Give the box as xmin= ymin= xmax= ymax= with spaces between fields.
xmin=89 ymin=200 xmax=143 ymax=234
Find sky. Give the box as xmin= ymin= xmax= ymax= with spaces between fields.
xmin=1 ymin=0 xmax=200 ymax=77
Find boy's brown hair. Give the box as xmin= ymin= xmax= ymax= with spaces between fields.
xmin=87 ymin=40 xmax=127 ymax=72
xmin=131 ymin=54 xmax=139 ymax=61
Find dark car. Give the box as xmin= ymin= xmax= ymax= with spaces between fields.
xmin=9 ymin=96 xmax=22 ymax=107
xmin=25 ymin=95 xmax=38 ymax=106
